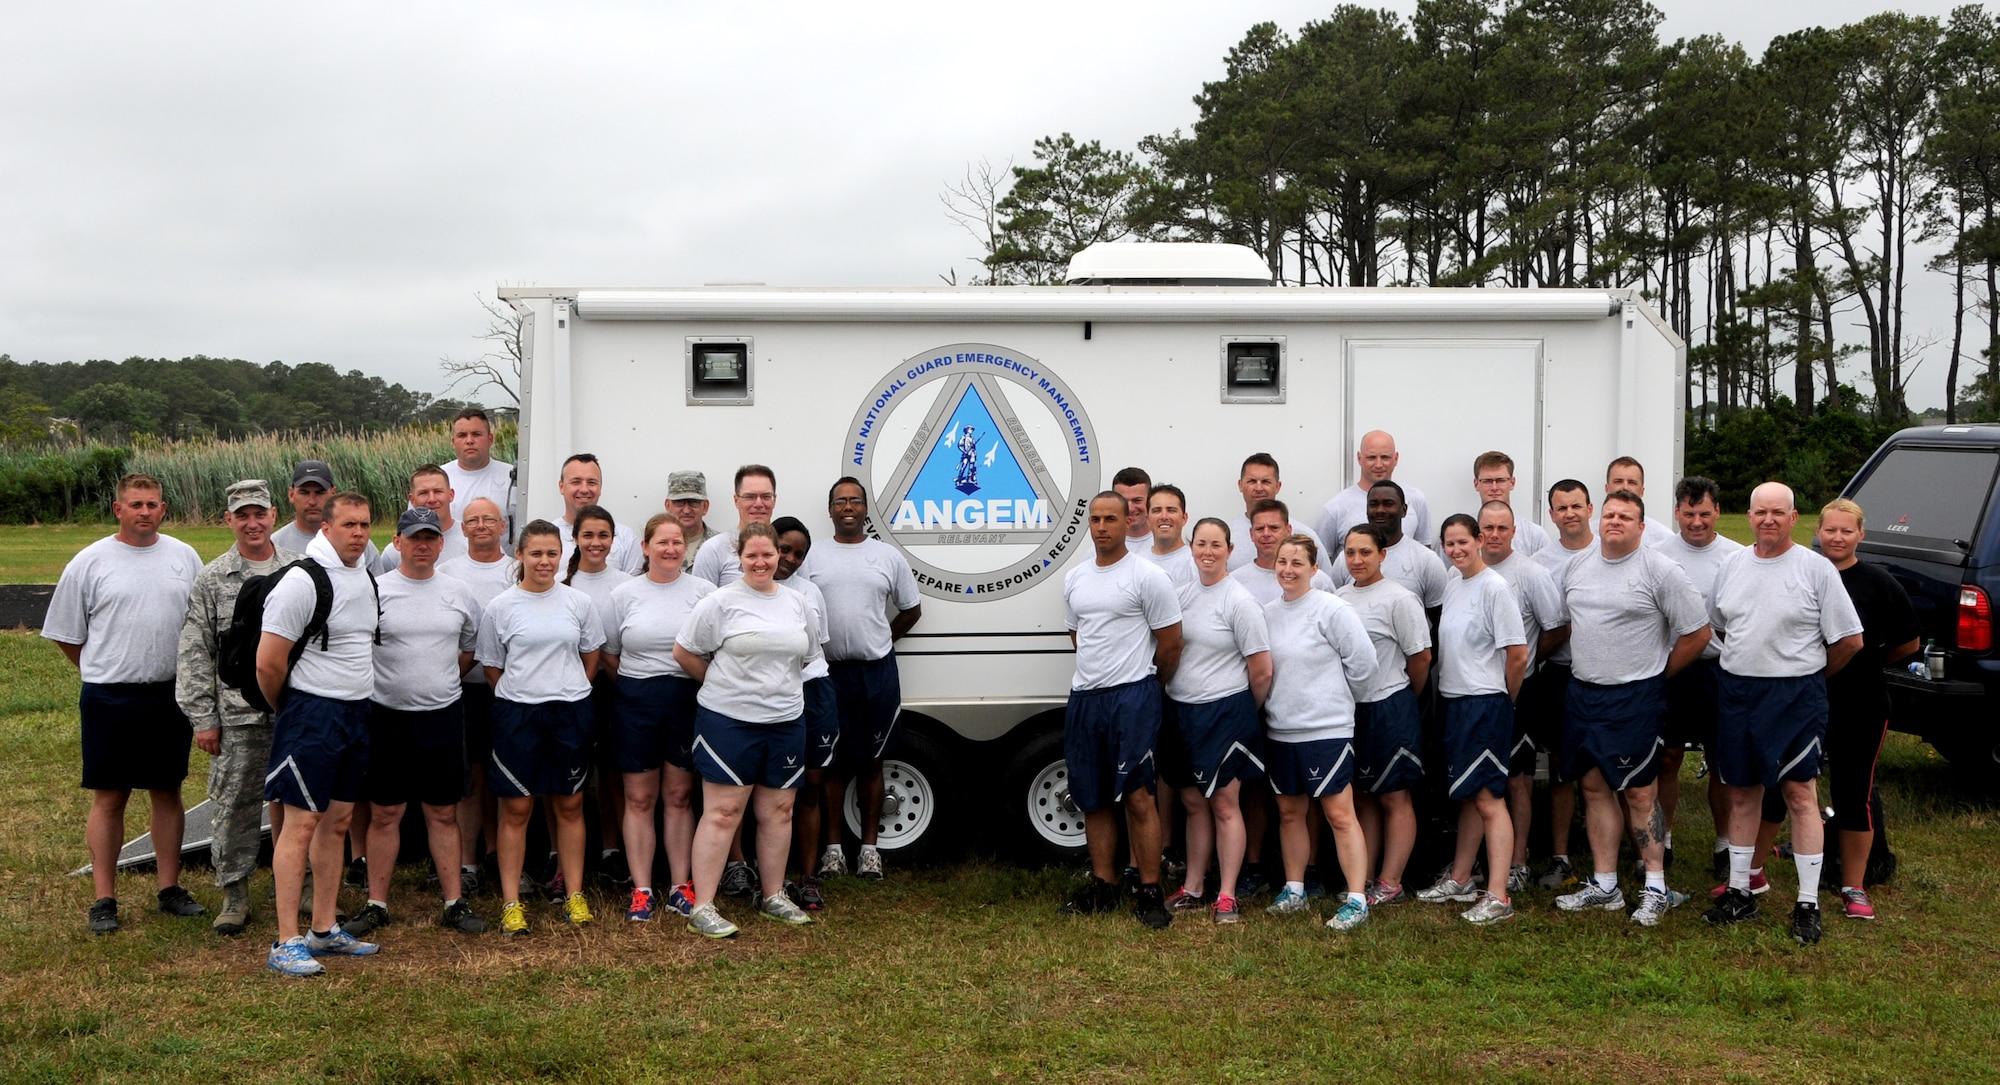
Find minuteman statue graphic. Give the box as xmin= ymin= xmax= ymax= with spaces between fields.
xmin=955 ymin=425 xmax=982 ymax=492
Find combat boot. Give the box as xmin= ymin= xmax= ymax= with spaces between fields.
xmin=213 ymin=882 xmax=252 ymax=936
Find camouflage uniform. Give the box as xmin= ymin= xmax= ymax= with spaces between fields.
xmin=682 ymin=523 xmax=718 ymax=574
xmin=176 ymin=543 xmax=301 ymax=889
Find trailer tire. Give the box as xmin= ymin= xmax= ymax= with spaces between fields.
xmin=1002 ymin=728 xmax=1090 ymax=866
xmin=841 ymin=725 xmax=957 ymax=867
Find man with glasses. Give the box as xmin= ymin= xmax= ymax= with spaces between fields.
xmin=1467 ymin=452 xmax=1549 ymax=556
xmin=666 ymin=471 xmax=718 ymax=573
xmin=691 ymin=465 xmax=778 ymax=588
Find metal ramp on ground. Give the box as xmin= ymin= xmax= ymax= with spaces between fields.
xmin=68 ymin=799 xmax=271 ymax=876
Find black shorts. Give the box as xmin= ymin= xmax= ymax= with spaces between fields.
xmin=1521 ymin=661 xmax=1572 ymax=781
xmin=363 ymin=701 xmax=468 ymax=808
xmin=460 ymin=682 xmax=496 ymax=766
xmin=1664 ymin=658 xmax=1721 ymax=750
xmin=266 ymin=690 xmax=371 ymax=812
xmin=79 ymin=681 xmax=191 ymax=792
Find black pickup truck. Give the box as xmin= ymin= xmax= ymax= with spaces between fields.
xmin=1841 ymin=424 xmax=1998 ymax=769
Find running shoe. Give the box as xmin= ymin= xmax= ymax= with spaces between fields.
xmin=563 ymin=893 xmax=595 ymax=926
xmin=543 ymin=871 xmax=568 ymax=907
xmin=500 ymin=900 xmax=529 ymax=936
xmin=665 ymin=882 xmax=696 ymax=917
xmin=1060 ymin=877 xmax=1120 ymax=916
xmin=719 ymin=861 xmax=756 ymax=899
xmin=1841 ymin=887 xmax=1876 ymax=921
xmin=1326 ymin=898 xmax=1369 ymax=932
xmin=1133 ymin=884 xmax=1171 ymax=929
xmin=1556 ymin=882 xmax=1626 ymax=913
xmin=304 ymin=926 xmax=379 ymax=956
xmin=344 ymin=856 xmax=369 ymax=890
xmin=343 ymin=902 xmax=390 ymax=936
xmin=687 ymin=902 xmax=739 ymax=939
xmin=1119 ymin=866 xmax=1140 ymax=898
xmin=1709 ymin=871 xmax=1770 ymax=898
xmin=88 ymin=897 xmax=118 ymax=935
xmin=1703 ymin=887 xmax=1760 ymax=927
xmin=1791 ymin=901 xmax=1824 ymax=945
xmin=441 ymin=901 xmax=487 ymax=933
xmin=1630 ymin=886 xmax=1674 ymax=927
xmin=796 ymin=876 xmax=826 ymax=911
xmin=1266 ymin=886 xmax=1310 ymax=915
xmin=818 ymin=845 xmax=848 ymax=879
xmin=626 ymin=888 xmax=657 ymax=923
xmin=1236 ymin=867 xmax=1270 ymax=898
xmin=1213 ymin=894 xmax=1240 ymax=925
xmin=1461 ymin=892 xmax=1515 ymax=925
xmin=1365 ymin=880 xmax=1409 ymax=907
xmin=1537 ymin=857 xmax=1577 ymax=891
xmin=1164 ymin=887 xmax=1207 ymax=912
xmin=857 ymin=846 xmax=884 ymax=881
xmin=1417 ymin=876 xmax=1478 ymax=904
xmin=1302 ymin=866 xmax=1326 ymax=899
xmin=459 ymin=866 xmax=483 ymax=898
xmin=267 ymin=936 xmax=325 ymax=977
xmin=157 ymin=885 xmax=207 ymax=917
xmin=1506 ymin=865 xmax=1530 ymax=896
xmin=760 ymin=893 xmax=814 ymax=926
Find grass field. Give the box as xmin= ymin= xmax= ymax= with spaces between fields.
xmin=3 ymin=628 xmax=1998 ymax=1083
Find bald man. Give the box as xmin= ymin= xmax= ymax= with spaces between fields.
xmin=1315 ymin=431 xmax=1430 ymax=550
xmin=1703 ymin=482 xmax=1863 ymax=946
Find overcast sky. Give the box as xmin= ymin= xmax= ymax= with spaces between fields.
xmin=0 ymin=1 xmax=1972 ymax=409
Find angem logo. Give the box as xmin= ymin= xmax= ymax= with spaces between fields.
xmin=844 ymin=344 xmax=1100 ymax=602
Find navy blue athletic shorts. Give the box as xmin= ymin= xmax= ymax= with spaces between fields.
xmin=1062 ymin=677 xmax=1161 ymax=812
xmin=1562 ymin=674 xmax=1668 ymax=791
xmin=460 ymin=681 xmax=496 ymax=766
xmin=829 ymin=655 xmax=902 ymax=772
xmin=692 ymin=706 xmax=807 ymax=789
xmin=1664 ymin=657 xmax=1721 ymax=750
xmin=1443 ymin=692 xmax=1513 ymax=800
xmin=1164 ymin=689 xmax=1264 ymax=796
xmin=1521 ymin=661 xmax=1572 ymax=781
xmin=1354 ymin=687 xmax=1425 ymax=795
xmin=265 ymin=689 xmax=370 ymax=812
xmin=363 ymin=701 xmax=467 ymax=807
xmin=1265 ymin=736 xmax=1355 ymax=798
xmin=802 ymin=675 xmax=839 ymax=770
xmin=612 ymin=673 xmax=701 ymax=774
xmin=1714 ymin=670 xmax=1828 ymax=789
xmin=79 ymin=680 xmax=191 ymax=792
xmin=488 ymin=697 xmax=593 ymax=798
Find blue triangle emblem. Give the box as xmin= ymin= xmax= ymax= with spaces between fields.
xmin=904 ymin=385 xmax=1038 ymax=506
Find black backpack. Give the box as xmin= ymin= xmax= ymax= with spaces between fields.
xmin=217 ymin=559 xmax=379 ymax=714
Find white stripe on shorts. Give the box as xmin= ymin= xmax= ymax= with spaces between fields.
xmin=691 ymin=735 xmax=745 ymax=786
xmin=1313 ymin=744 xmax=1353 ymax=798
xmin=1450 ymin=750 xmax=1508 ymax=797
xmin=264 ymin=756 xmax=319 ymax=813
xmin=1776 ymin=736 xmax=1822 ymax=782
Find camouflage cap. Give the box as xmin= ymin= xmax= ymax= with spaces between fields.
xmin=226 ymin=479 xmax=275 ymax=513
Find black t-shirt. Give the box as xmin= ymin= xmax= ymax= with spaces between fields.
xmin=1828 ymin=560 xmax=1922 ymax=722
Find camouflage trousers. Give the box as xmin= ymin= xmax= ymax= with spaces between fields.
xmin=205 ymin=725 xmax=273 ymax=888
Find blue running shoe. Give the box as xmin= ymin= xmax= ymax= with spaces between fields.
xmin=304 ymin=927 xmax=380 ymax=957
xmin=267 ymin=936 xmax=325 ymax=977
xmin=1266 ymin=886 xmax=1310 ymax=915
xmin=665 ymin=881 xmax=695 ymax=917
xmin=626 ymin=887 xmax=657 ymax=923
xmin=1326 ymin=898 xmax=1369 ymax=932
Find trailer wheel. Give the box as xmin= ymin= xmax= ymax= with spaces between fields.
xmin=1002 ymin=728 xmax=1089 ymax=865
xmin=841 ymin=726 xmax=955 ymax=867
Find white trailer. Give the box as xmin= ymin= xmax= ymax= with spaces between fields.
xmin=500 ymin=248 xmax=1683 ymax=864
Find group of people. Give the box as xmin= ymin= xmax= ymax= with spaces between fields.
xmin=49 ymin=414 xmax=1913 ymax=974
xmin=48 ymin=408 xmax=922 ymax=977
xmin=1056 ymin=431 xmax=1915 ymax=944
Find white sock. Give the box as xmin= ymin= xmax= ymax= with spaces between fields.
xmin=1728 ymin=845 xmax=1754 ymax=891
xmin=1644 ymin=869 xmax=1666 ymax=892
xmin=460 ymin=865 xmax=478 ymax=876
xmin=1794 ymin=852 xmax=1824 ymax=903
xmin=1284 ymin=880 xmax=1306 ymax=896
xmin=860 ymin=844 xmax=880 ymax=856
xmin=1664 ymin=831 xmax=1675 ymax=849
xmin=1554 ymin=853 xmax=1570 ymax=865
xmin=1593 ymin=871 xmax=1618 ymax=892
xmin=1714 ymin=838 xmax=1730 ymax=853
xmin=443 ymin=897 xmax=460 ymax=908
xmin=1348 ymin=892 xmax=1366 ymax=908
xmin=367 ymin=898 xmax=388 ymax=911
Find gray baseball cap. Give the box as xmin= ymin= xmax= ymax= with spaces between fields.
xmin=667 ymin=471 xmax=707 ymax=500
xmin=397 ymin=507 xmax=444 ymax=537
xmin=225 ymin=479 xmax=274 ymax=513
xmin=291 ymin=460 xmax=335 ymax=489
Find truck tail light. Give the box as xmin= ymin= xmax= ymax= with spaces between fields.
xmin=1962 ymin=587 xmax=1993 ymax=652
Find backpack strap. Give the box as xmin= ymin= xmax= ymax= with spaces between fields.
xmin=367 ymin=568 xmax=383 ymax=646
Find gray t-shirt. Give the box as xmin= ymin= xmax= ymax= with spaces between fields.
xmin=1315 ymin=483 xmax=1431 ymax=558
xmin=677 ymin=580 xmax=820 ymax=723
xmin=781 ymin=576 xmax=832 ymax=680
xmin=1164 ymin=576 xmax=1270 ymax=705
xmin=1262 ymin=590 xmax=1376 ymax=742
xmin=437 ymin=553 xmax=517 ymax=686
xmin=1224 ymin=517 xmax=1324 ymax=571
xmin=1062 ymin=553 xmax=1183 ymax=691
xmin=1487 ymin=551 xmax=1566 ymax=672
xmin=1437 ymin=568 xmax=1527 ymax=697
xmin=43 ymin=533 xmax=201 ymax=684
xmin=558 ymin=518 xmax=644 ymax=577
xmin=264 ymin=536 xmax=378 ymax=702
xmin=1533 ymin=541 xmax=1594 ymax=665
xmin=1336 ymin=577 xmax=1431 ymax=703
xmin=566 ymin=566 xmax=632 ymax=644
xmin=1140 ymin=544 xmax=1200 ymax=594
xmin=1227 ymin=562 xmax=1335 ymax=608
xmin=476 ymin=584 xmax=605 ymax=704
xmin=691 ymin=528 xmax=743 ymax=587
xmin=1659 ymin=532 xmax=1744 ymax=661
xmin=372 ymin=570 xmax=479 ymax=711
xmin=1332 ymin=536 xmax=1450 ymax=608
xmin=1710 ymin=544 xmax=1864 ymax=678
xmin=1562 ymin=545 xmax=1709 ymax=686
xmin=272 ymin=522 xmax=382 ymax=574
xmin=444 ymin=458 xmax=515 ymax=539
xmin=604 ymin=573 xmax=715 ymax=680
xmin=377 ymin=526 xmax=468 ymax=572
xmin=801 ymin=537 xmax=921 ymax=662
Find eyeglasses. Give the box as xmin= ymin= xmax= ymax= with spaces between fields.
xmin=1476 ymin=476 xmax=1514 ymax=485
xmin=830 ymin=497 xmax=867 ymax=508
xmin=737 ymin=492 xmax=775 ymax=503
xmin=463 ymin=515 xmax=503 ymax=526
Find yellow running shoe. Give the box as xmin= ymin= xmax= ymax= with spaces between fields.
xmin=500 ymin=900 xmax=529 ymax=937
xmin=564 ymin=892 xmax=596 ymax=926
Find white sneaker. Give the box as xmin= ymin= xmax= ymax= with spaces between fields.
xmin=856 ymin=846 xmax=884 ymax=881
xmin=759 ymin=893 xmax=814 ymax=926
xmin=1630 ymin=886 xmax=1674 ymax=927
xmin=818 ymin=846 xmax=849 ymax=879
xmin=1417 ymin=876 xmax=1478 ymax=904
xmin=1556 ymin=881 xmax=1626 ymax=912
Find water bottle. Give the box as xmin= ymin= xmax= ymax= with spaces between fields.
xmin=1907 ymin=661 xmax=1929 ymax=679
xmin=1926 ymin=641 xmax=1947 ymax=681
